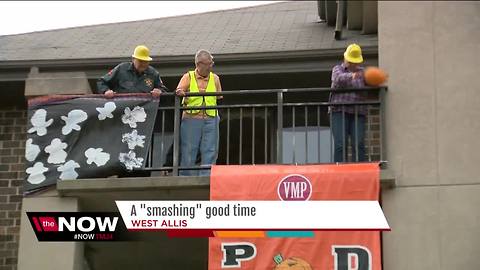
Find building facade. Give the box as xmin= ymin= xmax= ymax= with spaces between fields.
xmin=0 ymin=1 xmax=478 ymax=269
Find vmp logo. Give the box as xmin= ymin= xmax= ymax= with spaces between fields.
xmin=26 ymin=212 xmax=129 ymax=241
xmin=277 ymin=174 xmax=312 ymax=201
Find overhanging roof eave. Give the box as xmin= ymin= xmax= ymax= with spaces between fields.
xmin=0 ymin=46 xmax=378 ymax=81
xmin=0 ymin=47 xmax=378 ymax=69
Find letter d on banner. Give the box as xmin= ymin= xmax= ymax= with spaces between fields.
xmin=332 ymin=245 xmax=372 ymax=270
xmin=221 ymin=242 xmax=257 ymax=268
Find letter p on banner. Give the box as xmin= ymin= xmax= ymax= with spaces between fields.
xmin=221 ymin=242 xmax=257 ymax=268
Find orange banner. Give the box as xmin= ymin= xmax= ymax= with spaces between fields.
xmin=209 ymin=163 xmax=381 ymax=270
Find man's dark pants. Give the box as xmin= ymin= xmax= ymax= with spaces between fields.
xmin=331 ymin=111 xmax=366 ymax=162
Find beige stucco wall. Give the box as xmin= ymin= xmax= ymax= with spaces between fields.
xmin=379 ymin=1 xmax=480 ymax=269
xmin=17 ymin=190 xmax=84 ymax=270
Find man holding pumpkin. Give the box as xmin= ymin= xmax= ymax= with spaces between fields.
xmin=329 ymin=43 xmax=368 ymax=163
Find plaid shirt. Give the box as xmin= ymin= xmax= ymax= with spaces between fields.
xmin=329 ymin=63 xmax=368 ymax=115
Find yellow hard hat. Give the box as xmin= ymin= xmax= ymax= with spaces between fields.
xmin=132 ymin=45 xmax=152 ymax=61
xmin=344 ymin=43 xmax=363 ymax=64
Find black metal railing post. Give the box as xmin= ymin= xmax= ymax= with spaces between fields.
xmin=172 ymin=95 xmax=181 ymax=176
xmin=379 ymin=86 xmax=387 ymax=162
xmin=276 ymin=90 xmax=284 ymax=164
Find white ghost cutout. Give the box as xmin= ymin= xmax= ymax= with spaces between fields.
xmin=85 ymin=148 xmax=110 ymax=166
xmin=25 ymin=138 xmax=41 ymax=162
xmin=122 ymin=130 xmax=146 ymax=150
xmin=119 ymin=151 xmax=144 ymax=170
xmin=96 ymin=102 xmax=116 ymax=120
xmin=122 ymin=106 xmax=147 ymax=128
xmin=26 ymin=162 xmax=48 ymax=184
xmin=28 ymin=109 xmax=53 ymax=136
xmin=57 ymin=160 xmax=80 ymax=180
xmin=44 ymin=138 xmax=68 ymax=164
xmin=61 ymin=109 xmax=88 ymax=135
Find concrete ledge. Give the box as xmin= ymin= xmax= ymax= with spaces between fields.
xmin=57 ymin=170 xmax=395 ymax=197
xmin=57 ymin=176 xmax=210 ymax=196
xmin=380 ymin=169 xmax=396 ymax=188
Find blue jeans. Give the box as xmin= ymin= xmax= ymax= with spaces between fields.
xmin=180 ymin=117 xmax=219 ymax=176
xmin=331 ymin=112 xmax=366 ymax=162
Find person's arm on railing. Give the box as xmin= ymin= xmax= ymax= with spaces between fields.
xmin=214 ymin=73 xmax=223 ymax=100
xmin=151 ymin=72 xmax=169 ymax=97
xmin=331 ymin=64 xmax=365 ymax=89
xmin=175 ymin=72 xmax=190 ymax=104
xmin=97 ymin=64 xmax=120 ymax=97
xmin=351 ymin=68 xmax=365 ymax=89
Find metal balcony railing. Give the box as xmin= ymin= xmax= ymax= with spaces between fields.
xmin=143 ymin=87 xmax=387 ymax=176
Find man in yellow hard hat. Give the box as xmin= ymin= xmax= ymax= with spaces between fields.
xmin=97 ymin=45 xmax=168 ymax=97
xmin=329 ymin=43 xmax=368 ymax=162
xmin=97 ymin=45 xmax=168 ymax=178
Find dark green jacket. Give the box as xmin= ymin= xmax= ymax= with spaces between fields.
xmin=97 ymin=62 xmax=168 ymax=93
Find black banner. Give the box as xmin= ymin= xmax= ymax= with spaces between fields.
xmin=25 ymin=94 xmax=159 ymax=193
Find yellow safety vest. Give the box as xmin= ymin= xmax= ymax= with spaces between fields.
xmin=184 ymin=71 xmax=218 ymax=117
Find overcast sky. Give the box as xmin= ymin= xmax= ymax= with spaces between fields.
xmin=0 ymin=1 xmax=279 ymax=36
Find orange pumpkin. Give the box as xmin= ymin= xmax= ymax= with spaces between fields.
xmin=364 ymin=66 xmax=388 ymax=86
xmin=273 ymin=257 xmax=313 ymax=270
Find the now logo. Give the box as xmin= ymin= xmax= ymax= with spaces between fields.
xmin=32 ymin=216 xmax=118 ymax=232
xmin=27 ymin=212 xmax=127 ymax=242
xmin=58 ymin=217 xmax=118 ymax=232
